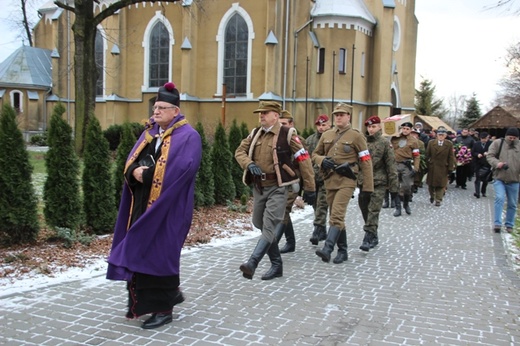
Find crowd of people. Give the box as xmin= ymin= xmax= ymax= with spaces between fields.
xmin=105 ymin=91 xmax=519 ymax=329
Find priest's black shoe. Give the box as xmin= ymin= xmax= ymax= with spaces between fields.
xmin=141 ymin=313 xmax=173 ymax=329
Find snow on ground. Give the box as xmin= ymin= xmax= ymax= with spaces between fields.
xmin=0 ymin=206 xmax=313 ymax=298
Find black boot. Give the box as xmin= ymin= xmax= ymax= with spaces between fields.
xmin=274 ymin=223 xmax=285 ymax=243
xmin=316 ymin=226 xmax=341 ymax=263
xmin=390 ymin=192 xmax=396 ymax=208
xmin=261 ymin=242 xmax=283 ymax=280
xmin=280 ymin=219 xmax=295 ymax=253
xmin=318 ymin=226 xmax=327 ymax=241
xmin=393 ymin=195 xmax=402 ymax=217
xmin=240 ymin=238 xmax=271 ymax=279
xmin=403 ymin=194 xmax=412 ymax=215
xmin=310 ymin=224 xmax=322 ymax=245
xmin=333 ymin=230 xmax=348 ymax=264
xmin=359 ymin=231 xmax=373 ymax=252
xmin=370 ymin=233 xmax=379 ymax=248
xmin=382 ymin=190 xmax=390 ymax=208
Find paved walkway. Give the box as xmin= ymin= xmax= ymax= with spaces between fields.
xmin=1 ymin=186 xmax=519 ymax=345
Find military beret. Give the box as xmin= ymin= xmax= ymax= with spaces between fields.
xmin=315 ymin=114 xmax=329 ymax=125
xmin=253 ymin=101 xmax=282 ymax=114
xmin=364 ymin=115 xmax=381 ymax=126
xmin=156 ymin=82 xmax=180 ymax=106
xmin=331 ymin=103 xmax=353 ymax=115
xmin=400 ymin=122 xmax=413 ymax=128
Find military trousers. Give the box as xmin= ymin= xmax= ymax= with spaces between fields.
xmin=283 ymin=189 xmax=298 ymax=225
xmin=397 ymin=162 xmax=414 ymax=196
xmin=326 ymin=185 xmax=355 ymax=230
xmin=313 ymin=180 xmax=328 ymax=226
xmin=359 ymin=185 xmax=385 ymax=234
xmin=252 ymin=185 xmax=288 ymax=243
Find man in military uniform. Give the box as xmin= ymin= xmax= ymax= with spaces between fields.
xmin=358 ymin=116 xmax=398 ymax=251
xmin=235 ymin=101 xmax=315 ymax=280
xmin=312 ymin=103 xmax=373 ymax=264
xmin=390 ymin=122 xmax=420 ymax=216
xmin=305 ymin=114 xmax=332 ymax=245
xmin=275 ymin=110 xmax=304 ymax=254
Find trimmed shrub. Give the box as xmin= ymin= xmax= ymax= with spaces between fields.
xmin=44 ymin=103 xmax=82 ymax=230
xmin=82 ymin=116 xmax=117 ymax=234
xmin=194 ymin=122 xmax=215 ymax=208
xmin=0 ymin=104 xmax=39 ymax=244
xmin=211 ymin=122 xmax=235 ymax=205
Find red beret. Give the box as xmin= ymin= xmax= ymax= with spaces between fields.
xmin=364 ymin=115 xmax=381 ymax=126
xmin=315 ymin=114 xmax=329 ymax=125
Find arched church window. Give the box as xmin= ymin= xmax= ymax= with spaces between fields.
xmin=149 ymin=23 xmax=170 ymax=88
xmin=224 ymin=13 xmax=248 ymax=96
xmin=95 ymin=31 xmax=104 ymax=97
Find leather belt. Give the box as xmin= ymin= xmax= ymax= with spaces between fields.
xmin=261 ymin=173 xmax=277 ymax=181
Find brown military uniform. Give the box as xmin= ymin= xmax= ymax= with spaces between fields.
xmin=312 ymin=124 xmax=373 ymax=229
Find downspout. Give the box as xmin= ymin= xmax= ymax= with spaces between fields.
xmin=282 ymin=0 xmax=290 ymax=109
xmin=291 ymin=18 xmax=313 ymax=112
xmin=43 ymin=86 xmax=52 ymax=131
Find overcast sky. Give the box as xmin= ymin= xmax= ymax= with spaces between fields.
xmin=415 ymin=0 xmax=518 ymax=113
xmin=0 ymin=0 xmax=518 ymax=113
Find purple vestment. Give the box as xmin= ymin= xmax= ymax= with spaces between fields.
xmin=106 ymin=115 xmax=201 ymax=281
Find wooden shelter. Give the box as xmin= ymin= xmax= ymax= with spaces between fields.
xmin=469 ymin=106 xmax=520 ymax=138
xmin=413 ymin=115 xmax=455 ymax=133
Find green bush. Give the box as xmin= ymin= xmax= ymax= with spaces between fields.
xmin=29 ymin=133 xmax=48 ymax=146
xmin=104 ymin=122 xmax=144 ymax=151
xmin=44 ymin=103 xmax=82 ymax=230
xmin=0 ymin=104 xmax=39 ymax=244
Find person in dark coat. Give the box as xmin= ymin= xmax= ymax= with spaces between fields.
xmin=426 ymin=126 xmax=456 ymax=206
xmin=471 ymin=132 xmax=491 ymax=198
xmin=107 ymin=82 xmax=202 ymax=329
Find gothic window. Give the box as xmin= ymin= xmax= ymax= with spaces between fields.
xmin=224 ymin=13 xmax=248 ymax=95
xmin=149 ymin=22 xmax=170 ymax=88
xmin=95 ymin=31 xmax=104 ymax=97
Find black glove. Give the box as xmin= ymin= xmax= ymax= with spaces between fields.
xmin=302 ymin=191 xmax=316 ymax=205
xmin=410 ymin=169 xmax=416 ymax=177
xmin=247 ymin=163 xmax=263 ymax=176
xmin=321 ymin=157 xmax=335 ymax=170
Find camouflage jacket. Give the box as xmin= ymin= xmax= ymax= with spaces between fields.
xmin=305 ymin=131 xmax=323 ymax=182
xmin=358 ymin=130 xmax=398 ymax=192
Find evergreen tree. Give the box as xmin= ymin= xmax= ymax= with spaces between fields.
xmin=113 ymin=123 xmax=136 ymax=207
xmin=82 ymin=116 xmax=117 ymax=234
xmin=211 ymin=122 xmax=235 ymax=204
xmin=458 ymin=94 xmax=482 ymax=129
xmin=194 ymin=122 xmax=215 ymax=208
xmin=0 ymin=104 xmax=39 ymax=244
xmin=415 ymin=78 xmax=448 ymax=118
xmin=240 ymin=122 xmax=250 ymax=139
xmin=44 ymin=103 xmax=82 ymax=230
xmin=228 ymin=119 xmax=247 ymax=199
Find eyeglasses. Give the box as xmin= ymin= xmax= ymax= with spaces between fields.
xmin=152 ymin=105 xmax=176 ymax=111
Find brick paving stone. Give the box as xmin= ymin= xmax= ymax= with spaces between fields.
xmin=1 ymin=187 xmax=520 ymax=345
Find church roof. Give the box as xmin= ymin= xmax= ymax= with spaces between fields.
xmin=311 ymin=0 xmax=376 ymax=24
xmin=0 ymin=46 xmax=52 ymax=89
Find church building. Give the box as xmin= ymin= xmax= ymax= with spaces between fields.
xmin=0 ymin=0 xmax=418 ymax=135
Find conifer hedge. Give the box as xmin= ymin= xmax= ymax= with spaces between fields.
xmin=211 ymin=122 xmax=235 ymax=205
xmin=0 ymin=104 xmax=39 ymax=244
xmin=43 ymin=103 xmax=82 ymax=230
xmin=82 ymin=116 xmax=116 ymax=234
xmin=194 ymin=122 xmax=215 ymax=208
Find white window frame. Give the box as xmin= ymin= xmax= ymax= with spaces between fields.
xmin=142 ymin=12 xmax=175 ymax=92
xmin=215 ymin=3 xmax=254 ymax=98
